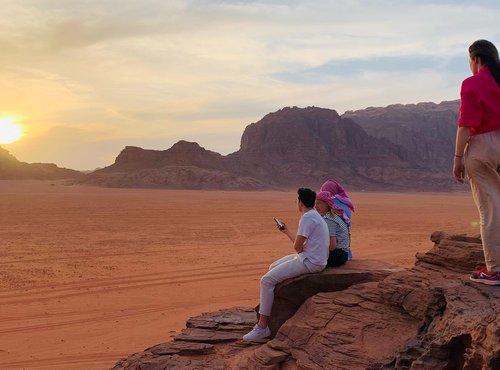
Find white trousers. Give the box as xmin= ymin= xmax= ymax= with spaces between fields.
xmin=258 ymin=254 xmax=324 ymax=316
xmin=465 ymin=129 xmax=500 ymax=272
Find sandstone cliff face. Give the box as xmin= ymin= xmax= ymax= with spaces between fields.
xmin=109 ymin=232 xmax=499 ymax=370
xmin=108 ymin=141 xmax=225 ymax=173
xmin=80 ymin=103 xmax=460 ymax=191
xmin=79 ymin=141 xmax=268 ymax=190
xmin=230 ymin=106 xmax=408 ymax=188
xmin=238 ymin=232 xmax=499 ymax=370
xmin=0 ymin=146 xmax=82 ymax=180
xmin=342 ymin=100 xmax=460 ymax=171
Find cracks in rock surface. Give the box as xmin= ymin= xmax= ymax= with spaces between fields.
xmin=417 ymin=288 xmax=446 ymax=337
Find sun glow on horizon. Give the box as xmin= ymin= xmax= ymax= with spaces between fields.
xmin=0 ymin=117 xmax=24 ymax=144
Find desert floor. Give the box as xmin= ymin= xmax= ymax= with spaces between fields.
xmin=0 ymin=180 xmax=479 ymax=370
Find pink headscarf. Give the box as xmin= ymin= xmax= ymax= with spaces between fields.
xmin=316 ymin=191 xmax=345 ymax=214
xmin=320 ymin=179 xmax=355 ymax=211
xmin=316 ymin=191 xmax=334 ymax=208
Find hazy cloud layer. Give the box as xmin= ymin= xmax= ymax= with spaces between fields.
xmin=1 ymin=0 xmax=499 ymax=169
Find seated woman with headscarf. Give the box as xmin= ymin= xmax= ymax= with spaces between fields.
xmin=315 ymin=191 xmax=350 ymax=267
xmin=320 ymin=179 xmax=354 ymax=260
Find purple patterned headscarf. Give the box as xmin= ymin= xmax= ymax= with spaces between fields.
xmin=320 ymin=179 xmax=355 ymax=211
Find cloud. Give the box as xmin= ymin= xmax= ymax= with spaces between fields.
xmin=270 ymin=54 xmax=471 ymax=84
xmin=1 ymin=0 xmax=499 ymax=169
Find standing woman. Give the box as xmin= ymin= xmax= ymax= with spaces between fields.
xmin=453 ymin=39 xmax=500 ymax=285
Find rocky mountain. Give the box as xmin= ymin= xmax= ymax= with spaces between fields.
xmin=103 ymin=141 xmax=225 ymax=173
xmin=228 ymin=106 xmax=410 ymax=187
xmin=110 ymin=231 xmax=500 ymax=370
xmin=80 ymin=102 xmax=462 ymax=191
xmin=79 ymin=141 xmax=268 ymax=190
xmin=343 ymin=100 xmax=460 ymax=170
xmin=0 ymin=146 xmax=82 ymax=180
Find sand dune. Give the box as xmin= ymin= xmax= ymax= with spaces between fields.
xmin=0 ymin=181 xmax=479 ymax=370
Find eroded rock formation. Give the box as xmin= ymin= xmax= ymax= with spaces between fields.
xmin=80 ymin=102 xmax=462 ymax=191
xmin=256 ymin=259 xmax=402 ymax=338
xmin=343 ymin=101 xmax=460 ymax=171
xmin=110 ymin=232 xmax=499 ymax=370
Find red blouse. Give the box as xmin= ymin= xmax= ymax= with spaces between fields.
xmin=458 ymin=66 xmax=500 ymax=136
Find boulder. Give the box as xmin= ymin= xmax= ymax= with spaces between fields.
xmin=110 ymin=307 xmax=257 ymax=370
xmin=257 ymin=259 xmax=402 ymax=337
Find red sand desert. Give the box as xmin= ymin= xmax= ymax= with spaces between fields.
xmin=0 ymin=180 xmax=479 ymax=370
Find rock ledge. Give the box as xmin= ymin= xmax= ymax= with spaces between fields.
xmin=110 ymin=232 xmax=500 ymax=370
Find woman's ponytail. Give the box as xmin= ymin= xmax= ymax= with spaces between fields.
xmin=469 ymin=39 xmax=500 ymax=87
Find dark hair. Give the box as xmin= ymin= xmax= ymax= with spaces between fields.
xmin=297 ymin=188 xmax=316 ymax=208
xmin=469 ymin=39 xmax=500 ymax=86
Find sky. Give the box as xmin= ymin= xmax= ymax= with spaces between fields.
xmin=1 ymin=0 xmax=499 ymax=170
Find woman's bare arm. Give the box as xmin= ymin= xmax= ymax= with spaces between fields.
xmin=453 ymin=126 xmax=470 ymax=183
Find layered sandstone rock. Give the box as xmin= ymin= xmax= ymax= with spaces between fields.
xmin=256 ymin=259 xmax=402 ymax=337
xmin=110 ymin=307 xmax=256 ymax=370
xmin=110 ymin=232 xmax=500 ymax=370
xmin=107 ymin=141 xmax=225 ymax=173
xmin=237 ymin=232 xmax=499 ymax=369
xmin=230 ymin=106 xmax=408 ymax=189
xmin=79 ymin=141 xmax=269 ymax=190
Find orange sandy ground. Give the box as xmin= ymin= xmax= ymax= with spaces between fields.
xmin=0 ymin=180 xmax=479 ymax=370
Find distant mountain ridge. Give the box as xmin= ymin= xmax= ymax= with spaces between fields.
xmin=0 ymin=146 xmax=83 ymax=180
xmin=79 ymin=100 xmax=462 ymax=191
xmin=343 ymin=100 xmax=460 ymax=170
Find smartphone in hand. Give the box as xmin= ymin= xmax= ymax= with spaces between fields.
xmin=274 ymin=217 xmax=285 ymax=230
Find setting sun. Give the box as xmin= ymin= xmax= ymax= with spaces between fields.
xmin=0 ymin=117 xmax=23 ymax=144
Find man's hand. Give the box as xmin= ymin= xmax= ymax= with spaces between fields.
xmin=278 ymin=223 xmax=295 ymax=243
xmin=453 ymin=157 xmax=465 ymax=183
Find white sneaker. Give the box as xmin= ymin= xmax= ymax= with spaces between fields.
xmin=242 ymin=324 xmax=271 ymax=342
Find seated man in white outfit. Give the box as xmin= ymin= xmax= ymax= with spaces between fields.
xmin=242 ymin=188 xmax=329 ymax=342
